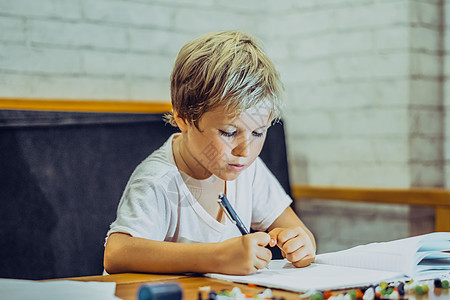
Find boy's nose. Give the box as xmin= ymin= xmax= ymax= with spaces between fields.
xmin=231 ymin=137 xmax=250 ymax=157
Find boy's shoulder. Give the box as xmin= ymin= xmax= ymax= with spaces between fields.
xmin=129 ymin=137 xmax=179 ymax=186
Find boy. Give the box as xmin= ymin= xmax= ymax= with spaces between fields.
xmin=104 ymin=31 xmax=316 ymax=275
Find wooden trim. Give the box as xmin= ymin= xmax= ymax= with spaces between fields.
xmin=0 ymin=98 xmax=172 ymax=114
xmin=292 ymin=185 xmax=450 ymax=232
xmin=292 ymin=185 xmax=450 ymax=207
xmin=435 ymin=207 xmax=450 ymax=232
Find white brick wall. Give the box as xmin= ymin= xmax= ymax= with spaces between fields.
xmin=29 ymin=20 xmax=128 ymax=50
xmin=408 ymin=0 xmax=445 ymax=190
xmin=0 ymin=0 xmax=262 ymax=100
xmin=445 ymin=0 xmax=450 ymax=188
xmin=0 ymin=0 xmax=82 ymax=19
xmin=0 ymin=0 xmax=448 ymax=253
xmin=0 ymin=16 xmax=25 ymax=42
xmin=0 ymin=44 xmax=82 ymax=73
xmin=82 ymin=0 xmax=173 ymax=28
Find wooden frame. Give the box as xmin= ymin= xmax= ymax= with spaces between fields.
xmin=0 ymin=98 xmax=172 ymax=114
xmin=3 ymin=98 xmax=449 ymax=232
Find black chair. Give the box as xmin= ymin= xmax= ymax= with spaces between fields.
xmin=0 ymin=110 xmax=291 ymax=279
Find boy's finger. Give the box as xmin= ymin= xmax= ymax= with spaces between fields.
xmin=282 ymin=237 xmax=305 ymax=254
xmin=254 ymin=258 xmax=269 ymax=271
xmin=276 ymin=227 xmax=301 ymax=244
xmin=253 ymin=232 xmax=271 ymax=246
xmin=256 ymin=246 xmax=272 ymax=264
xmin=292 ymin=255 xmax=315 ymax=268
xmin=269 ymin=238 xmax=277 ymax=247
xmin=267 ymin=228 xmax=283 ymax=247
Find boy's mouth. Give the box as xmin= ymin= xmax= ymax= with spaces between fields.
xmin=228 ymin=163 xmax=246 ymax=172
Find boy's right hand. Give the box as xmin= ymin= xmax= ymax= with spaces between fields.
xmin=215 ymin=232 xmax=272 ymax=275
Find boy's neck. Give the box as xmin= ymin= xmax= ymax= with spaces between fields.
xmin=173 ymin=134 xmax=212 ymax=180
xmin=173 ymin=134 xmax=227 ymax=222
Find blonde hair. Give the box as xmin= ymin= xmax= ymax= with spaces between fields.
xmin=165 ymin=30 xmax=283 ymax=128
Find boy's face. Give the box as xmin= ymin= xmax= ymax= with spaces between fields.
xmin=178 ymin=102 xmax=272 ymax=181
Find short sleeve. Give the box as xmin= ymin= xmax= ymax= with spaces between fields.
xmin=250 ymin=158 xmax=292 ymax=231
xmin=106 ymin=178 xmax=171 ymax=241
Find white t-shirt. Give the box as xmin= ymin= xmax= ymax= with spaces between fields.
xmin=106 ymin=133 xmax=292 ymax=244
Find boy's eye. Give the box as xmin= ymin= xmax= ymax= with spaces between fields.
xmin=219 ymin=130 xmax=237 ymax=137
xmin=252 ymin=131 xmax=264 ymax=137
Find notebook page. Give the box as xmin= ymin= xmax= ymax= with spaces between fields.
xmin=316 ymin=235 xmax=425 ymax=276
xmin=206 ymin=260 xmax=405 ymax=292
xmin=417 ymin=232 xmax=450 ymax=252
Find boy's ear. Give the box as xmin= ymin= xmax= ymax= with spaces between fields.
xmin=173 ymin=111 xmax=188 ymax=132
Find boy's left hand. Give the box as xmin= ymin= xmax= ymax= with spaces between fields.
xmin=268 ymin=226 xmax=316 ymax=267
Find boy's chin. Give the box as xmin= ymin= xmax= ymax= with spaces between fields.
xmin=215 ymin=171 xmax=242 ymax=182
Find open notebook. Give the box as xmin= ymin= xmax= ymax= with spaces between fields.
xmin=206 ymin=232 xmax=450 ymax=292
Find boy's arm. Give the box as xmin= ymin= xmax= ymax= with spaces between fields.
xmin=267 ymin=206 xmax=316 ymax=267
xmin=104 ymin=231 xmax=272 ymax=275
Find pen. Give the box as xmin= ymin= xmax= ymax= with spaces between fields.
xmin=217 ymin=193 xmax=249 ymax=235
